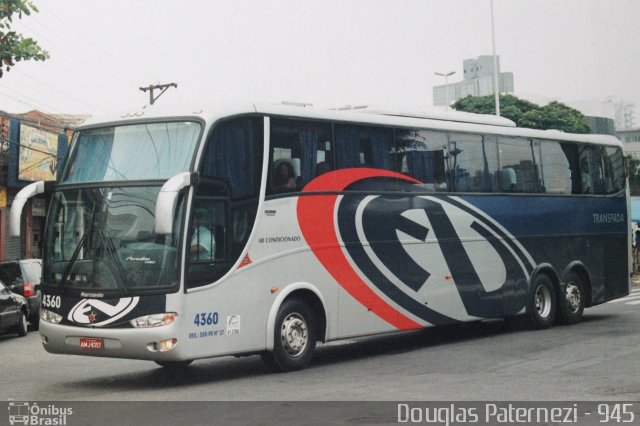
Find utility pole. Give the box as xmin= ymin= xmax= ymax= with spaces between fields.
xmin=139 ymin=83 xmax=177 ymax=105
xmin=490 ymin=0 xmax=500 ymax=116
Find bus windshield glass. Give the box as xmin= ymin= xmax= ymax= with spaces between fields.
xmin=44 ymin=186 xmax=183 ymax=293
xmin=61 ymin=121 xmax=201 ymax=183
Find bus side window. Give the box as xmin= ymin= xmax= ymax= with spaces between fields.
xmin=334 ymin=124 xmax=393 ymax=171
xmin=268 ymin=119 xmax=333 ymax=194
xmin=448 ymin=133 xmax=499 ymax=193
xmin=395 ymin=128 xmax=447 ymax=190
xmin=189 ymin=198 xmax=224 ymax=262
xmin=539 ymin=140 xmax=572 ymax=194
xmin=186 ymin=196 xmax=228 ymax=288
xmin=497 ymin=137 xmax=541 ymax=193
xmin=578 ymin=145 xmax=607 ymax=194
xmin=604 ymin=146 xmax=625 ymax=193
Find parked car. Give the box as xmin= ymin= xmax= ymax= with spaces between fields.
xmin=0 ymin=280 xmax=28 ymax=337
xmin=0 ymin=259 xmax=42 ymax=328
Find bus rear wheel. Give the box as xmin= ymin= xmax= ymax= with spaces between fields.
xmin=557 ymin=272 xmax=585 ymax=325
xmin=262 ymin=298 xmax=317 ymax=372
xmin=527 ymin=274 xmax=556 ymax=329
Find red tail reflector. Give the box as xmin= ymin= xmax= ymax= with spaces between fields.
xmin=23 ymin=282 xmax=35 ymax=298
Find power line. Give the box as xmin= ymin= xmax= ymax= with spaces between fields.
xmin=0 ymin=90 xmax=38 ymax=110
xmin=16 ymin=20 xmax=136 ymax=88
xmin=36 ymin=2 xmax=160 ymax=84
xmin=0 ymin=136 xmax=59 ymax=158
xmin=28 ymin=13 xmax=147 ymax=85
xmin=0 ymin=85 xmax=66 ymax=114
xmin=11 ymin=69 xmax=108 ymax=113
xmin=19 ymin=156 xmax=56 ymax=175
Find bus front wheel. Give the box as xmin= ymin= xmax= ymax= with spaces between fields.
xmin=527 ymin=274 xmax=556 ymax=329
xmin=262 ymin=298 xmax=317 ymax=372
xmin=557 ymin=272 xmax=585 ymax=325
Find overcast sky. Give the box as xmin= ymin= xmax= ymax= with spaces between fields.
xmin=0 ymin=0 xmax=638 ymax=118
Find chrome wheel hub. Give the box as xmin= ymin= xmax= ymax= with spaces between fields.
xmin=565 ymin=282 xmax=582 ymax=313
xmin=280 ymin=313 xmax=308 ymax=357
xmin=535 ymin=285 xmax=552 ymax=318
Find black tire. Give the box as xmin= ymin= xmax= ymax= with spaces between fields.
xmin=262 ymin=298 xmax=317 ymax=372
xmin=527 ymin=274 xmax=556 ymax=329
xmin=557 ymin=271 xmax=585 ymax=325
xmin=154 ymin=360 xmax=193 ymax=368
xmin=17 ymin=310 xmax=28 ymax=337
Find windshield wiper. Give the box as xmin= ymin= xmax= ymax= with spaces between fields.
xmin=60 ymin=232 xmax=88 ymax=288
xmin=59 ymin=202 xmax=98 ymax=288
xmin=98 ymin=230 xmax=129 ymax=294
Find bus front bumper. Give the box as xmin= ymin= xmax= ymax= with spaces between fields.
xmin=39 ymin=320 xmax=189 ymax=362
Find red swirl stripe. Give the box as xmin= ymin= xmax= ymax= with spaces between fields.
xmin=297 ymin=168 xmax=422 ymax=330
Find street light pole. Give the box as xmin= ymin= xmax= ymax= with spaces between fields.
xmin=435 ymin=71 xmax=456 ymax=110
xmin=490 ymin=0 xmax=501 ymax=116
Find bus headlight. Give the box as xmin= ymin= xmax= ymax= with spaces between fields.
xmin=40 ymin=309 xmax=62 ymax=324
xmin=130 ymin=313 xmax=177 ymax=328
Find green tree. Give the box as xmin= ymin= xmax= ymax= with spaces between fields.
xmin=0 ymin=0 xmax=49 ymax=77
xmin=452 ymin=94 xmax=591 ymax=134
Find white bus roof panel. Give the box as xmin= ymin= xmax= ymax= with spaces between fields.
xmin=77 ymin=102 xmax=623 ymax=150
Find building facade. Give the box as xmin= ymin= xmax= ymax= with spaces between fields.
xmin=433 ymin=55 xmax=514 ymax=107
xmin=0 ymin=110 xmax=87 ymax=261
xmin=586 ymin=116 xmax=616 ymax=136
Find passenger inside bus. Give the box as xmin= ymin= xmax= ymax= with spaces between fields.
xmin=190 ymin=211 xmax=215 ymax=260
xmin=433 ymin=175 xmax=447 ymax=191
xmin=272 ymin=159 xmax=298 ymax=192
xmin=500 ymin=168 xmax=517 ymax=192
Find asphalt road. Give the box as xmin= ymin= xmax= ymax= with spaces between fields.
xmin=2 ymin=291 xmax=640 ymax=403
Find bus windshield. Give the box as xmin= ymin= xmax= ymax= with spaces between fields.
xmin=62 ymin=121 xmax=201 ymax=183
xmin=44 ymin=186 xmax=183 ymax=293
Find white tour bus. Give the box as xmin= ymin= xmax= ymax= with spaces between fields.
xmin=11 ymin=103 xmax=629 ymax=371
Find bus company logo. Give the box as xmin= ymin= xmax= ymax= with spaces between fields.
xmin=226 ymin=315 xmax=241 ymax=335
xmin=298 ymin=169 xmax=535 ymax=329
xmin=8 ymin=402 xmax=73 ymax=425
xmin=68 ymin=297 xmax=140 ymax=326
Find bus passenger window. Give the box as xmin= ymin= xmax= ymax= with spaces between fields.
xmin=334 ymin=124 xmax=393 ymax=170
xmin=604 ymin=147 xmax=625 ymax=194
xmin=448 ymin=133 xmax=499 ymax=192
xmin=578 ymin=146 xmax=606 ymax=194
xmin=395 ymin=128 xmax=447 ymax=189
xmin=497 ymin=137 xmax=541 ymax=193
xmin=539 ymin=141 xmax=572 ymax=194
xmin=268 ymin=119 xmax=333 ymax=194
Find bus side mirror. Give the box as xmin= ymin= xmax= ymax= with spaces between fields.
xmin=155 ymin=172 xmax=198 ymax=235
xmin=10 ymin=181 xmax=52 ymax=237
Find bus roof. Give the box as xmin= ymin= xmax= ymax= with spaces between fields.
xmin=79 ymin=101 xmax=623 ymax=149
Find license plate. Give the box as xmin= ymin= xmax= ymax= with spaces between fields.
xmin=79 ymin=337 xmax=104 ymax=350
